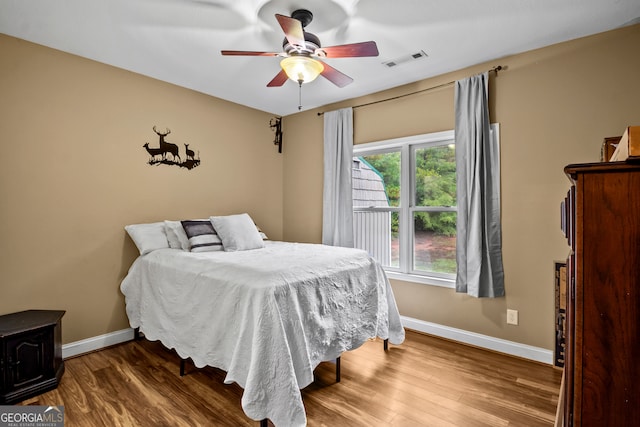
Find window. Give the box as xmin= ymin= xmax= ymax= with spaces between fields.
xmin=352 ymin=130 xmax=456 ymax=287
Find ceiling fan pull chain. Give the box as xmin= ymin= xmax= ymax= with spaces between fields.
xmin=298 ymin=80 xmax=303 ymax=110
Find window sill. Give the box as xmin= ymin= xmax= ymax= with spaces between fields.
xmin=385 ymin=271 xmax=456 ymax=288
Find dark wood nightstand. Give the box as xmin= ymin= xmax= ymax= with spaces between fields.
xmin=0 ymin=310 xmax=65 ymax=404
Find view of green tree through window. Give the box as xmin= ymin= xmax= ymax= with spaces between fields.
xmin=413 ymin=144 xmax=456 ymax=274
xmin=352 ymin=131 xmax=457 ymax=285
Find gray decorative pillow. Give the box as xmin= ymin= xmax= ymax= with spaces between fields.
xmin=209 ymin=213 xmax=265 ymax=252
xmin=181 ymin=220 xmax=223 ymax=252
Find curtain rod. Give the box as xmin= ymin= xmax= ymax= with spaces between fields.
xmin=317 ymin=65 xmax=503 ymax=116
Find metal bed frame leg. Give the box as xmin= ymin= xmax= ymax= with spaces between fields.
xmin=134 ymin=327 xmax=141 ymax=341
xmin=336 ymin=356 xmax=341 ymax=383
xmin=180 ymin=358 xmax=186 ymax=377
xmin=260 ymin=419 xmax=268 ymax=427
xmin=384 ymin=338 xmax=389 ymax=351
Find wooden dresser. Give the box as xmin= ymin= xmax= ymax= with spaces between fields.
xmin=559 ymin=162 xmax=640 ymax=426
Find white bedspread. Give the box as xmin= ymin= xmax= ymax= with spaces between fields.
xmin=120 ymin=241 xmax=404 ymax=426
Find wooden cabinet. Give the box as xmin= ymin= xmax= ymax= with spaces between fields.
xmin=559 ymin=162 xmax=640 ymax=426
xmin=0 ymin=310 xmax=65 ymax=404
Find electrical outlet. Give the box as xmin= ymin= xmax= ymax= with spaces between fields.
xmin=506 ymin=309 xmax=519 ymax=325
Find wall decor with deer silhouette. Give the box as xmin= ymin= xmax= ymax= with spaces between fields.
xmin=143 ymin=126 xmax=201 ymax=170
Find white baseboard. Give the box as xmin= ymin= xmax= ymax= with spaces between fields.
xmin=63 ymin=320 xmax=553 ymax=365
xmin=62 ymin=328 xmax=135 ymax=359
xmin=400 ymin=315 xmax=553 ymax=365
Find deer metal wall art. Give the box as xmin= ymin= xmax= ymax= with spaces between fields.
xmin=143 ymin=126 xmax=200 ymax=170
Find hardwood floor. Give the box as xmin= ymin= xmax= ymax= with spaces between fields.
xmin=20 ymin=330 xmax=562 ymax=426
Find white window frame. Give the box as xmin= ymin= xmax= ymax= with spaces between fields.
xmin=353 ymin=130 xmax=456 ymax=288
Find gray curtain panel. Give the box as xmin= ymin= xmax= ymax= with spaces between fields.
xmin=454 ymin=72 xmax=505 ymax=297
xmin=322 ymin=107 xmax=354 ymax=248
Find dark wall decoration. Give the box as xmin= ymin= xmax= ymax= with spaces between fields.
xmin=270 ymin=117 xmax=282 ymax=153
xmin=143 ymin=126 xmax=201 ymax=170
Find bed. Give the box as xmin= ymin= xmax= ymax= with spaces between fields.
xmin=120 ymin=214 xmax=405 ymax=426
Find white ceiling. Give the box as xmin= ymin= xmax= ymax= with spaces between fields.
xmin=2 ymin=0 xmax=639 ymax=116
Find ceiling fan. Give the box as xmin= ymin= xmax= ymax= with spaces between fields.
xmin=221 ymin=9 xmax=379 ymax=88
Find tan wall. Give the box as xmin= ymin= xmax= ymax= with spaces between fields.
xmin=283 ymin=24 xmax=640 ymax=350
xmin=3 ymin=23 xmax=638 ymax=352
xmin=0 ymin=35 xmax=282 ymax=344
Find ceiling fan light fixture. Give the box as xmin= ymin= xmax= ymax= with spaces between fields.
xmin=280 ymin=56 xmax=324 ymax=84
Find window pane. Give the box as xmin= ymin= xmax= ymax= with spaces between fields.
xmin=353 ymin=211 xmax=399 ymax=268
xmin=353 ymin=152 xmax=400 ymax=208
xmin=354 ymin=130 xmax=458 ymax=281
xmin=413 ymin=212 xmax=456 ymax=274
xmin=390 ymin=211 xmax=400 ymax=268
xmin=414 ymin=145 xmax=456 ymax=207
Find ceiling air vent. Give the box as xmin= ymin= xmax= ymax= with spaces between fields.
xmin=383 ymin=50 xmax=428 ymax=68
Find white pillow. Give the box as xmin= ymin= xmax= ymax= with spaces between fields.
xmin=164 ymin=220 xmax=190 ymax=250
xmin=256 ymin=225 xmax=269 ymax=241
xmin=210 ymin=213 xmax=265 ymax=252
xmin=125 ymin=222 xmax=169 ymax=255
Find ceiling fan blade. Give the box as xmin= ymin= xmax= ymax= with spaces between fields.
xmin=221 ymin=50 xmax=280 ymax=56
xmin=267 ymin=70 xmax=289 ymax=87
xmin=316 ymin=41 xmax=379 ymax=58
xmin=275 ymin=14 xmax=305 ymax=49
xmin=320 ymin=62 xmax=353 ymax=88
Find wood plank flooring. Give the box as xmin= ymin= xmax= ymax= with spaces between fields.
xmin=20 ymin=330 xmax=562 ymax=426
